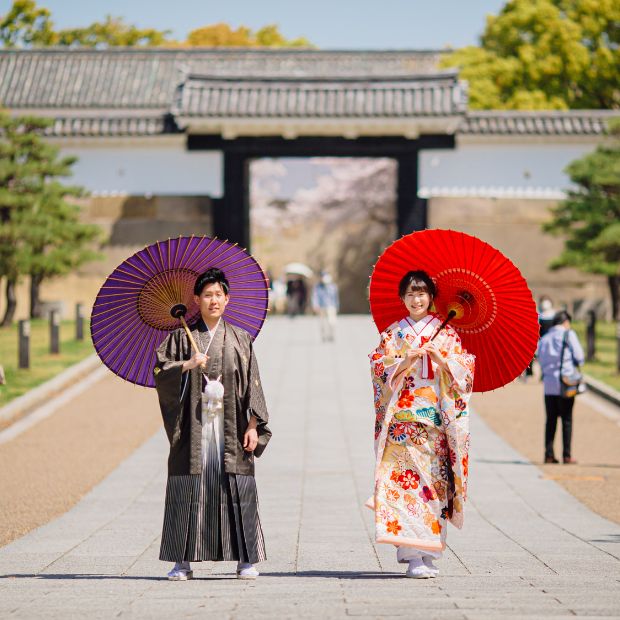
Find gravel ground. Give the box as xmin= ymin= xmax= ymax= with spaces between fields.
xmin=473 ymin=373 xmax=620 ymax=525
xmin=0 ymin=373 xmax=159 ymax=547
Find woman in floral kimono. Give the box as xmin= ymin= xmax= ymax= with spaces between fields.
xmin=369 ymin=271 xmax=475 ymax=578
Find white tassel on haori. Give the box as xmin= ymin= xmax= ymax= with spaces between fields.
xmin=202 ymin=375 xmax=225 ymax=421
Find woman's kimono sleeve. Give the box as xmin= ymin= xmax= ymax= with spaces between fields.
xmin=370 ymin=325 xmax=405 ymax=395
xmin=369 ymin=325 xmax=406 ymax=449
xmin=153 ymin=330 xmax=191 ymax=444
xmin=244 ymin=342 xmax=272 ymax=458
xmin=438 ymin=328 xmax=475 ymax=529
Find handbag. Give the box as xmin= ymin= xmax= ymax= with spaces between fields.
xmin=559 ymin=331 xmax=583 ymax=399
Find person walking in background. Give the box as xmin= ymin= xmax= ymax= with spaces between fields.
xmin=523 ymin=295 xmax=556 ymax=381
xmin=312 ymin=271 xmax=339 ymax=342
xmin=286 ymin=278 xmax=308 ymax=317
xmin=538 ymin=296 xmax=556 ymax=338
xmin=271 ymin=276 xmax=287 ymax=314
xmin=369 ymin=271 xmax=475 ymax=579
xmin=537 ymin=310 xmax=584 ymax=464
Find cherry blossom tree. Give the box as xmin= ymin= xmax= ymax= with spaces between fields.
xmin=250 ymin=157 xmax=397 ymax=312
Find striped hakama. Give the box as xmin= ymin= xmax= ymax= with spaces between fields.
xmin=159 ymin=424 xmax=267 ymax=563
xmin=159 ymin=327 xmax=266 ymax=564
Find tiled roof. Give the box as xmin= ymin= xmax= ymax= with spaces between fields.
xmin=0 ymin=48 xmax=443 ymax=109
xmin=461 ymin=111 xmax=616 ymax=136
xmin=173 ymin=73 xmax=466 ymax=119
xmin=40 ymin=114 xmax=175 ymax=137
xmin=0 ymin=50 xmax=615 ymax=138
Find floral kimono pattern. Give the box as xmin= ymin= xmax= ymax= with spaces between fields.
xmin=368 ymin=314 xmax=475 ymax=553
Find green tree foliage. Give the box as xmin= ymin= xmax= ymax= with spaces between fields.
xmin=544 ymin=119 xmax=620 ymax=323
xmin=0 ymin=0 xmax=55 ymax=47
xmin=443 ymin=0 xmax=620 ymax=110
xmin=0 ymin=1 xmax=169 ymax=48
xmin=17 ymin=181 xmax=100 ymax=319
xmin=0 ymin=112 xmax=101 ymax=324
xmin=185 ymin=22 xmax=311 ymax=47
xmin=55 ymin=16 xmax=169 ymax=47
xmin=1 ymin=1 xmax=311 ymax=49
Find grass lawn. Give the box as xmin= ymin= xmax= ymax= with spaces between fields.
xmin=573 ymin=320 xmax=620 ymax=392
xmin=0 ymin=319 xmax=94 ymax=408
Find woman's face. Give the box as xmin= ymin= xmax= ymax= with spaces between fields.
xmin=402 ymin=285 xmax=431 ymax=321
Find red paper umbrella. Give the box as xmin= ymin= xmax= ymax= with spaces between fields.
xmin=369 ymin=229 xmax=539 ymax=392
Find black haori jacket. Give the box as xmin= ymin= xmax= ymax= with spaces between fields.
xmin=154 ymin=319 xmax=271 ymax=476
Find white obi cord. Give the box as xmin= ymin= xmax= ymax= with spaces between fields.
xmin=200 ymin=321 xmax=225 ymax=463
xmin=405 ymin=316 xmax=436 ymax=380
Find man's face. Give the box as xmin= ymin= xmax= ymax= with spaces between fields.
xmin=194 ymin=282 xmax=229 ymax=321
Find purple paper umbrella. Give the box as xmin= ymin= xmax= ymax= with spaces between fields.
xmin=91 ymin=236 xmax=269 ymax=388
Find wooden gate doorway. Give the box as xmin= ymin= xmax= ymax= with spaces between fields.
xmin=188 ymin=134 xmax=454 ymax=250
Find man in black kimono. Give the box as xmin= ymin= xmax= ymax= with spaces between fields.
xmin=154 ymin=268 xmax=271 ymax=580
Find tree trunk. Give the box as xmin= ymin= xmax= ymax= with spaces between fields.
xmin=1 ymin=278 xmax=17 ymax=327
xmin=610 ymin=275 xmax=620 ymax=373
xmin=30 ymin=273 xmax=44 ymax=319
xmin=610 ymin=275 xmax=620 ymax=322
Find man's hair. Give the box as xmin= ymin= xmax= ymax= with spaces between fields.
xmin=398 ymin=270 xmax=437 ymax=299
xmin=194 ymin=268 xmax=230 ymax=296
xmin=553 ymin=310 xmax=572 ymax=325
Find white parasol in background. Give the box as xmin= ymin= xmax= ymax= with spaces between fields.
xmin=284 ymin=262 xmax=314 ymax=278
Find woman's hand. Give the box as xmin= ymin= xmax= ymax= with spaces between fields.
xmin=422 ymin=341 xmax=447 ymax=368
xmin=407 ymin=348 xmax=426 ymax=362
xmin=182 ymin=352 xmax=208 ymax=372
xmin=392 ymin=348 xmax=424 ymax=382
xmin=243 ymin=416 xmax=259 ymax=452
xmin=398 ymin=348 xmax=425 ymax=369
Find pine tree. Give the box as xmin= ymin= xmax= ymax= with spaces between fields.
xmin=544 ymin=119 xmax=620 ymax=369
xmin=0 ymin=112 xmax=101 ymax=324
xmin=16 ymin=181 xmax=100 ymax=318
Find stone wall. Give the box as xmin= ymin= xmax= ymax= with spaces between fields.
xmin=2 ymin=194 xmax=609 ymax=321
xmin=0 ymin=195 xmax=213 ymax=321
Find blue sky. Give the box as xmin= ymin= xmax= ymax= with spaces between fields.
xmin=2 ymin=0 xmax=507 ymax=49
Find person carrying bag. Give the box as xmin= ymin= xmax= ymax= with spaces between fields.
xmin=537 ymin=310 xmax=585 ymax=464
xmin=559 ymin=331 xmax=584 ymax=399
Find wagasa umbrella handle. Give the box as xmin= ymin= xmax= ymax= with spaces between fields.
xmin=430 ymin=310 xmax=457 ymax=342
xmin=171 ymin=304 xmax=206 ymax=369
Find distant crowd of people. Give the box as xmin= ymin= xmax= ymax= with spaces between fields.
xmin=267 ymin=268 xmax=340 ymax=342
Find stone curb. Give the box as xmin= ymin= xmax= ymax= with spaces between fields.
xmin=0 ymin=354 xmax=101 ymax=427
xmin=584 ymin=372 xmax=620 ymax=408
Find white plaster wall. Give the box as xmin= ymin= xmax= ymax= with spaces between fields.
xmin=420 ymin=139 xmax=600 ymax=194
xmin=59 ymin=143 xmax=222 ymax=196
xmin=57 ymin=136 xmax=601 ymax=198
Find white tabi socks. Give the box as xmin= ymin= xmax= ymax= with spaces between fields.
xmin=167 ymin=561 xmax=193 ymax=581
xmin=236 ymin=562 xmax=259 ymax=580
xmin=405 ymin=557 xmax=433 ymax=579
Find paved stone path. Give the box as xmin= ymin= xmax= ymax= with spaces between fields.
xmin=1 ymin=316 xmax=619 ymax=619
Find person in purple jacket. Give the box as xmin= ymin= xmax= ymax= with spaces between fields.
xmin=536 ymin=310 xmax=585 ymax=464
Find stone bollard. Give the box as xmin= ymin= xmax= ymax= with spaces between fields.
xmin=76 ymin=303 xmax=84 ymax=341
xmin=50 ymin=310 xmax=60 ymax=354
xmin=586 ymin=309 xmax=596 ymax=362
xmin=617 ymin=320 xmax=620 ymax=373
xmin=18 ymin=319 xmax=30 ymax=369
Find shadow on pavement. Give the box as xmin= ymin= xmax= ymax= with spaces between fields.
xmin=477 ymin=458 xmax=620 ymax=469
xmin=589 ymin=535 xmax=620 ymax=543
xmin=475 ymin=458 xmax=530 ymax=465
xmin=0 ymin=574 xmax=163 ymax=581
xmin=261 ymin=571 xmax=403 ymax=579
xmin=1 ymin=571 xmax=403 ymax=580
